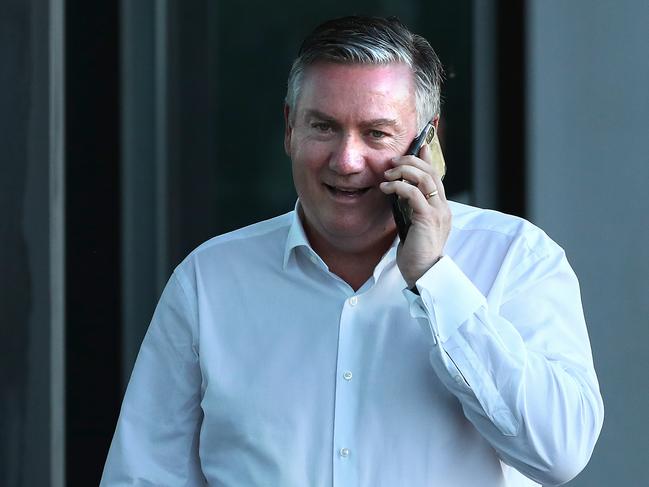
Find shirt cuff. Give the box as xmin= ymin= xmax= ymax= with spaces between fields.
xmin=405 ymin=256 xmax=486 ymax=344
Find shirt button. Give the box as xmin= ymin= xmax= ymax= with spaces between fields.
xmin=339 ymin=447 xmax=350 ymax=458
xmin=343 ymin=371 xmax=353 ymax=381
xmin=310 ymin=255 xmax=318 ymax=264
xmin=349 ymin=296 xmax=358 ymax=306
xmin=454 ymin=375 xmax=464 ymax=384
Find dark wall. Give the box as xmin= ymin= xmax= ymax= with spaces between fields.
xmin=0 ymin=1 xmax=34 ymax=484
xmin=65 ymin=1 xmax=122 ymax=485
xmin=1 ymin=0 xmax=54 ymax=485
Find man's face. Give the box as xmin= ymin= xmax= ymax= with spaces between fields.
xmin=284 ymin=62 xmax=418 ymax=252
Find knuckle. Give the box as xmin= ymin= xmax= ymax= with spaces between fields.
xmin=403 ymin=155 xmax=418 ymax=164
xmin=421 ymin=173 xmax=434 ymax=187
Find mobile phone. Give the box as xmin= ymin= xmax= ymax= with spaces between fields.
xmin=389 ymin=121 xmax=445 ymax=242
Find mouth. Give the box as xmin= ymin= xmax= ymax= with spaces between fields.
xmin=324 ymin=183 xmax=372 ymax=199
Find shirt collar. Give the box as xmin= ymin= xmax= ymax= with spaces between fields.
xmin=283 ymin=200 xmax=315 ymax=270
xmin=283 ymin=200 xmax=400 ymax=280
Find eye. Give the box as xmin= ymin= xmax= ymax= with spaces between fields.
xmin=311 ymin=122 xmax=333 ymax=133
xmin=368 ymin=129 xmax=387 ymax=139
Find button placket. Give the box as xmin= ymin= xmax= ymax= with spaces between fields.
xmin=332 ymin=294 xmax=362 ymax=484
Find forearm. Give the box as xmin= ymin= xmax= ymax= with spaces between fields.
xmin=406 ymin=256 xmax=604 ymax=485
xmin=429 ymin=311 xmax=602 ymax=485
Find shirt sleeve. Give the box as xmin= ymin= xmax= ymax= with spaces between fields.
xmin=404 ymin=239 xmax=604 ymax=486
xmin=100 ymin=270 xmax=207 ymax=486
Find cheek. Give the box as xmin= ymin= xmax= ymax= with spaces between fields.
xmin=291 ymin=155 xmax=322 ymax=198
xmin=372 ymin=157 xmax=392 ymax=173
xmin=292 ymin=140 xmax=330 ymax=173
xmin=367 ymin=153 xmax=394 ymax=175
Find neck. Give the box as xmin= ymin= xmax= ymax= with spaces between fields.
xmin=301 ymin=214 xmax=396 ymax=291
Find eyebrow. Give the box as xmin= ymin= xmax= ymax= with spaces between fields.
xmin=304 ymin=109 xmax=336 ymax=122
xmin=360 ymin=118 xmax=400 ymax=128
xmin=304 ymin=110 xmax=400 ymax=128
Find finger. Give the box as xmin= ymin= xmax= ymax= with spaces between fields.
xmin=429 ymin=171 xmax=447 ymax=202
xmin=390 ymin=155 xmax=431 ymax=173
xmin=384 ymin=165 xmax=438 ymax=196
xmin=417 ymin=142 xmax=448 ymax=202
xmin=391 ymin=150 xmax=442 ymax=179
xmin=379 ymin=180 xmax=432 ymax=215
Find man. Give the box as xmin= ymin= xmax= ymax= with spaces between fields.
xmin=101 ymin=16 xmax=603 ymax=486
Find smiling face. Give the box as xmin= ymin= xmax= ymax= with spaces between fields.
xmin=284 ymin=62 xmax=418 ymax=254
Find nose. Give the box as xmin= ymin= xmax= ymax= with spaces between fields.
xmin=329 ymin=133 xmax=366 ymax=175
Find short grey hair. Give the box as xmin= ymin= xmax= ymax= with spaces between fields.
xmin=285 ymin=16 xmax=444 ymax=130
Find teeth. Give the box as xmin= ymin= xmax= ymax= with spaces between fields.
xmin=333 ymin=186 xmax=364 ymax=192
xmin=326 ymin=184 xmax=368 ymax=195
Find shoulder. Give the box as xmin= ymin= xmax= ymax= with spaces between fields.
xmin=173 ymin=211 xmax=294 ymax=286
xmin=446 ymin=202 xmax=575 ymax=300
xmin=450 ymin=200 xmax=533 ymax=236
xmin=191 ymin=211 xmax=293 ymax=255
xmin=448 ymin=201 xmax=563 ymax=261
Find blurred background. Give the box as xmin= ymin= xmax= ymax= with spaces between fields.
xmin=1 ymin=0 xmax=647 ymax=486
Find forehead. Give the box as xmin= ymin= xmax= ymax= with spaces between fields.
xmin=297 ymin=62 xmax=417 ymax=124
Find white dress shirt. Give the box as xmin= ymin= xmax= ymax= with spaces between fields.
xmin=100 ymin=201 xmax=603 ymax=487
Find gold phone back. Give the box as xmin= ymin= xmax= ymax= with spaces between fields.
xmin=428 ymin=133 xmax=446 ymax=179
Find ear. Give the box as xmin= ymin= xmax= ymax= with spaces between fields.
xmin=283 ymin=104 xmax=293 ymax=156
xmin=432 ymin=116 xmax=440 ymax=130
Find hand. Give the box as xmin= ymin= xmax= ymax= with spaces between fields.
xmin=380 ymin=143 xmax=452 ymax=288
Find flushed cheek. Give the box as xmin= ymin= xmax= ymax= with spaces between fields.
xmin=371 ymin=158 xmax=393 ymax=175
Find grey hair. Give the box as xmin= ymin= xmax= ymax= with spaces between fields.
xmin=285 ymin=16 xmax=444 ymax=130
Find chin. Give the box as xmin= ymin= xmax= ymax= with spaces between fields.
xmin=324 ymin=215 xmax=394 ymax=240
